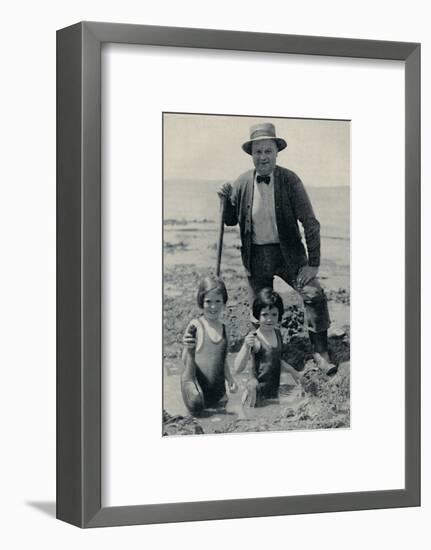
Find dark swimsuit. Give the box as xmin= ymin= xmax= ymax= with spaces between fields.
xmin=194 ymin=317 xmax=228 ymax=407
xmin=251 ymin=329 xmax=282 ymax=400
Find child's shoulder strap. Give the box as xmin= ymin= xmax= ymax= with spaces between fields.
xmin=275 ymin=328 xmax=283 ymax=349
xmin=193 ymin=317 xmax=206 ymax=353
xmin=194 ymin=316 xmax=206 ymax=335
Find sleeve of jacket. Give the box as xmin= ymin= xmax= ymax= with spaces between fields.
xmin=289 ymin=173 xmax=321 ymax=267
xmin=223 ymin=181 xmax=239 ymax=226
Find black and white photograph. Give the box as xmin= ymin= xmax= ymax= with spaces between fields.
xmin=163 ymin=113 xmax=350 ymax=436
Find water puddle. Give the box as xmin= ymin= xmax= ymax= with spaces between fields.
xmin=163 ymin=356 xmax=306 ymax=435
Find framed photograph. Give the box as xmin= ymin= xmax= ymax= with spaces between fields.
xmin=57 ymin=21 xmax=420 ymax=528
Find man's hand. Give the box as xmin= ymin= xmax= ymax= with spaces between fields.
xmin=217 ymin=182 xmax=232 ymax=200
xmin=182 ymin=334 xmax=196 ymax=349
xmin=296 ymin=265 xmax=319 ymax=288
xmin=183 ymin=324 xmax=197 ymax=349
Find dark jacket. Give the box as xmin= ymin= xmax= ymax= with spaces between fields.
xmin=223 ymin=165 xmax=320 ymax=280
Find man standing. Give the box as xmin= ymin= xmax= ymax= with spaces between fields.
xmin=219 ymin=122 xmax=336 ymax=375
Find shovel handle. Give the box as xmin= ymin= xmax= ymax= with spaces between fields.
xmin=216 ymin=195 xmax=227 ymax=277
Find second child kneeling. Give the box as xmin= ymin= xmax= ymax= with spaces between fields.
xmin=235 ymin=288 xmax=301 ymax=407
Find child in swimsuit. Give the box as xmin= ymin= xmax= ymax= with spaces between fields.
xmin=235 ymin=288 xmax=302 ymax=407
xmin=181 ymin=276 xmax=237 ymax=415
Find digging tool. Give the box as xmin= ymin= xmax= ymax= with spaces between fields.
xmin=216 ymin=195 xmax=227 ymax=277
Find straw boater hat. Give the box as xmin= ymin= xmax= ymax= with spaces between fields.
xmin=242 ymin=122 xmax=287 ymax=155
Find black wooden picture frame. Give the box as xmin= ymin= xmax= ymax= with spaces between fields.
xmin=57 ymin=21 xmax=420 ymax=528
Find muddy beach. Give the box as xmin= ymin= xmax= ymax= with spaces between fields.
xmin=163 ymin=211 xmax=351 ymax=436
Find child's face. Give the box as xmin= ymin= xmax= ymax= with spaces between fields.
xmin=258 ymin=306 xmax=279 ymax=328
xmin=202 ymin=289 xmax=224 ymax=320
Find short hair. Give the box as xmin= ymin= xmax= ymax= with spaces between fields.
xmin=197 ymin=276 xmax=228 ymax=308
xmin=252 ymin=288 xmax=284 ymax=321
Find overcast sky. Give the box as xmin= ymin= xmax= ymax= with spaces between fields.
xmin=163 ymin=113 xmax=350 ymax=187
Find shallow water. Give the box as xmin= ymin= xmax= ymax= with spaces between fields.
xmin=163 ymin=354 xmax=306 ymax=435
xmin=164 ymin=180 xmax=350 ymax=240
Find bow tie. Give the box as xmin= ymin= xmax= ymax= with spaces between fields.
xmin=256 ymin=175 xmax=271 ymax=184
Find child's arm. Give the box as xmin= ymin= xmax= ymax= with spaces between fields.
xmin=281 ymin=359 xmax=302 ymax=384
xmin=224 ymin=358 xmax=238 ymax=393
xmin=234 ymin=332 xmax=260 ymax=374
xmin=234 ymin=341 xmax=250 ymax=374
